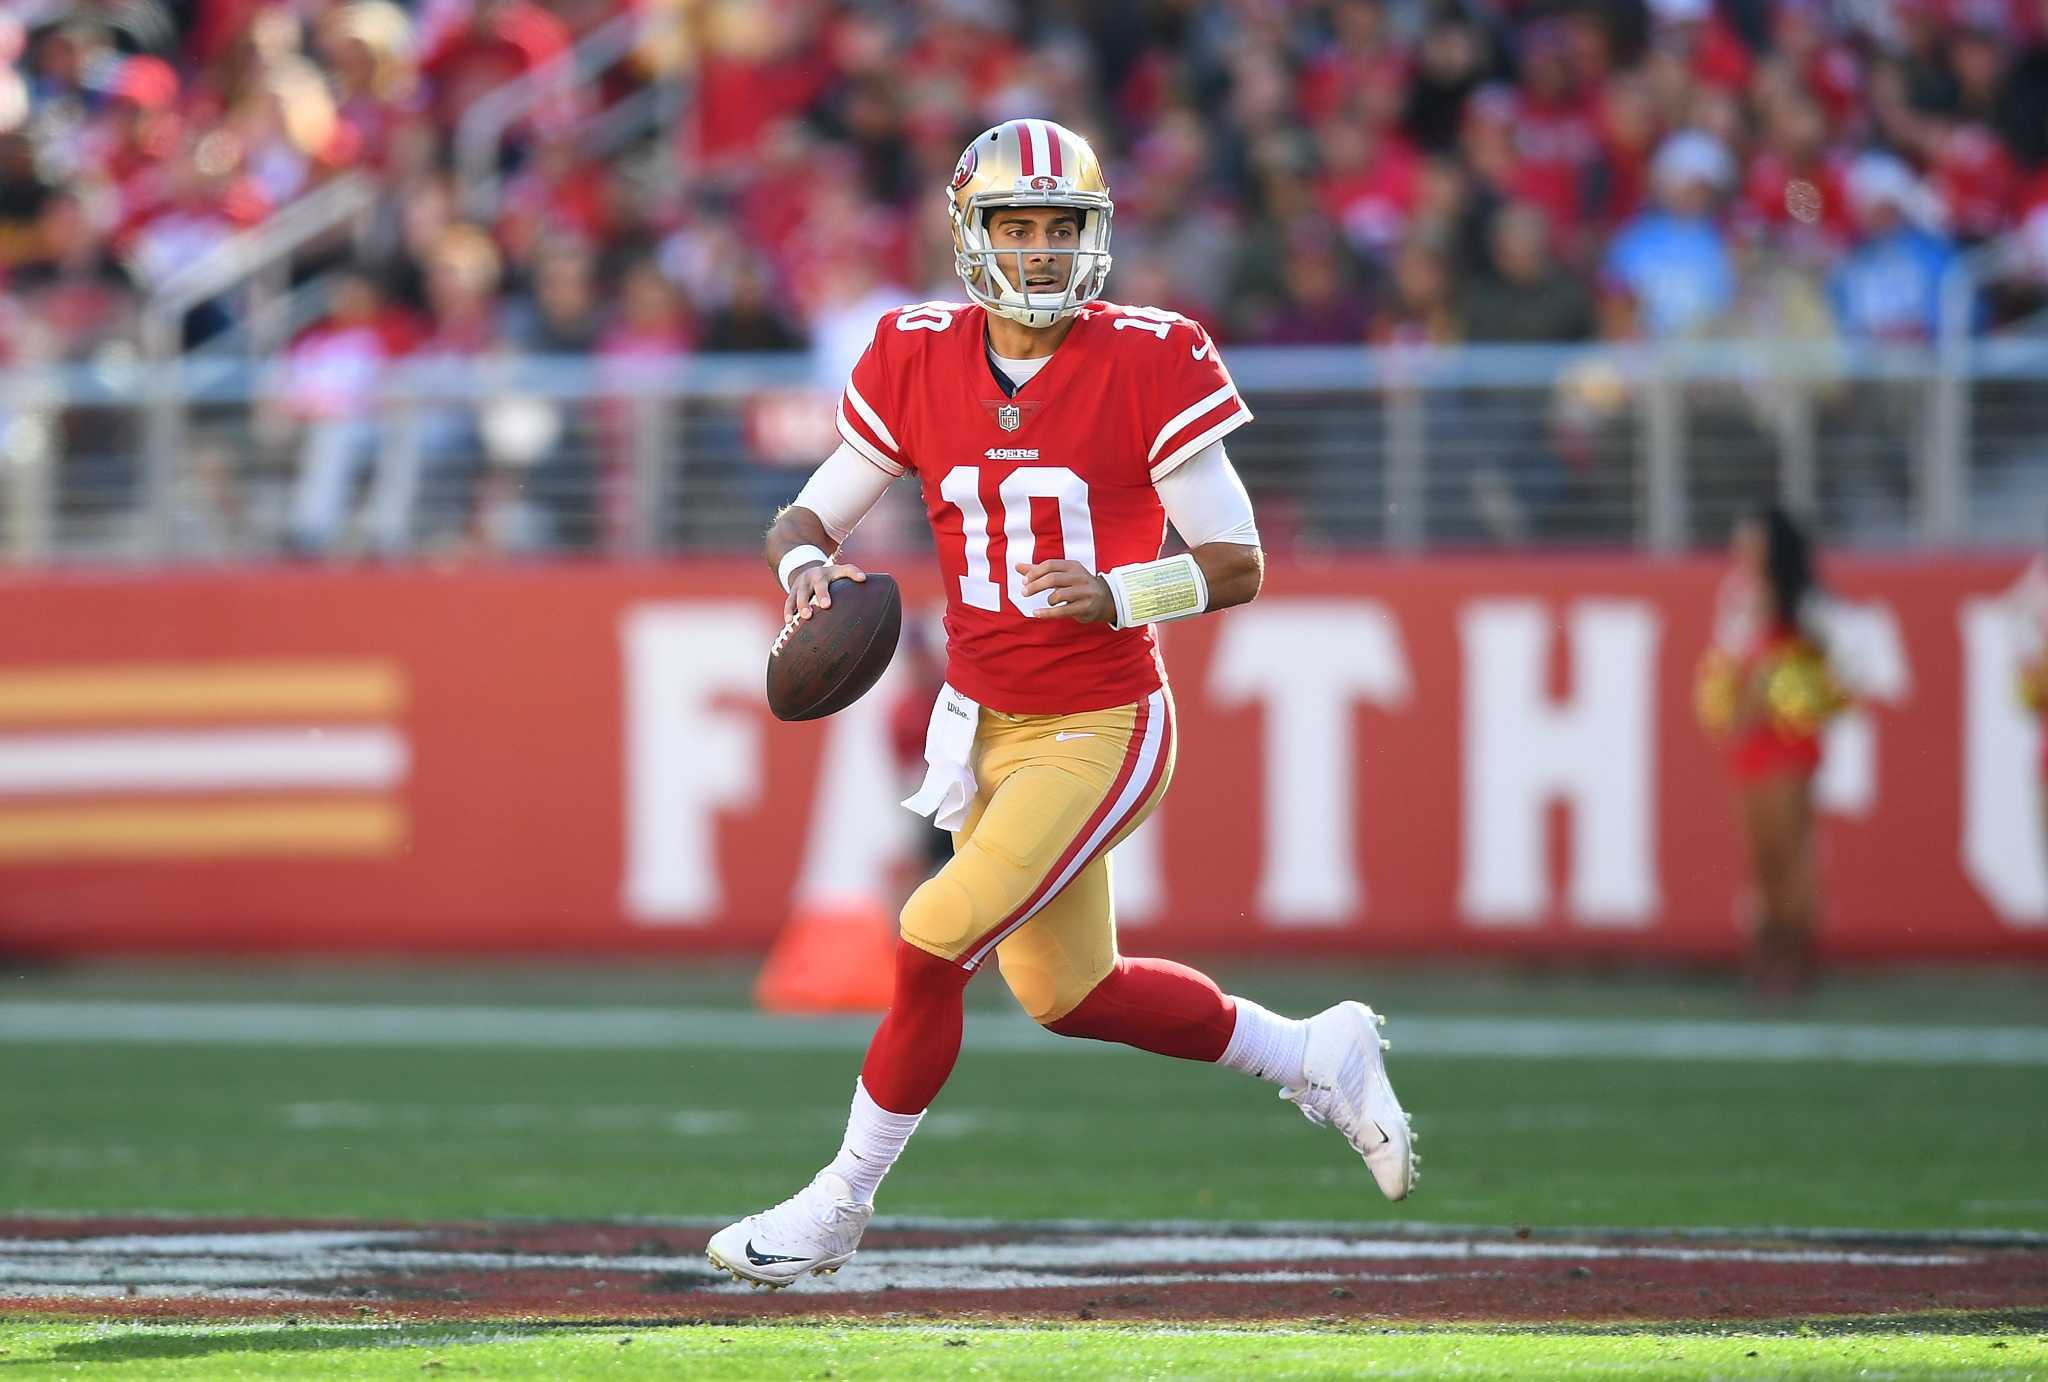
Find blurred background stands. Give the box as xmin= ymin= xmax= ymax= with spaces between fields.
xmin=3 ymin=0 xmax=2048 ymax=562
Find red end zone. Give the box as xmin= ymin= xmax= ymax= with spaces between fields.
xmin=2 ymin=1218 xmax=2043 ymax=1325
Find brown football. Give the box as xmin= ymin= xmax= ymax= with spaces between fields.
xmin=766 ymin=573 xmax=903 ymax=721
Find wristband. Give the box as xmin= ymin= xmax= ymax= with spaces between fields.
xmin=1103 ymin=552 xmax=1208 ymax=629
xmin=777 ymin=545 xmax=830 ymax=593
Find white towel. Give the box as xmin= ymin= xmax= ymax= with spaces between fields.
xmin=901 ymin=683 xmax=980 ymax=832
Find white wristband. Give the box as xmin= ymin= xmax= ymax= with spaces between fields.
xmin=1103 ymin=552 xmax=1208 ymax=629
xmin=777 ymin=544 xmax=830 ymax=593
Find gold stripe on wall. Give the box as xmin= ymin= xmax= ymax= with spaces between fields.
xmin=0 ymin=662 xmax=405 ymax=723
xmin=0 ymin=800 xmax=406 ymax=861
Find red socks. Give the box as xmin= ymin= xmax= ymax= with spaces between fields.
xmin=1045 ymin=956 xmax=1237 ymax=1063
xmin=858 ymin=940 xmax=973 ymax=1115
xmin=858 ymin=947 xmax=1237 ymax=1114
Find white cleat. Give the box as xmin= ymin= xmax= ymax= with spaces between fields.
xmin=705 ymin=1172 xmax=872 ymax=1288
xmin=1282 ymin=1001 xmax=1418 ymax=1201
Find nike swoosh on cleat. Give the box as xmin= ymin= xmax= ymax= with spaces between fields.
xmin=744 ymin=1241 xmax=808 ymax=1266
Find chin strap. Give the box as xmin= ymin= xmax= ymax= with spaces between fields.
xmin=1103 ymin=552 xmax=1208 ymax=630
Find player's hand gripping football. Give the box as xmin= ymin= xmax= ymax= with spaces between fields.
xmin=785 ymin=561 xmax=867 ymax=623
xmin=1018 ymin=560 xmax=1114 ymax=623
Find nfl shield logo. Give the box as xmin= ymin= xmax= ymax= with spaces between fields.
xmin=996 ymin=404 xmax=1022 ymax=432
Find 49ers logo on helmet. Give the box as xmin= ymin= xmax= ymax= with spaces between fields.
xmin=1027 ymin=175 xmax=1059 ymax=191
xmin=950 ymin=147 xmax=978 ymax=190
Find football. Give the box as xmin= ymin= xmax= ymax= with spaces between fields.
xmin=766 ymin=573 xmax=903 ymax=721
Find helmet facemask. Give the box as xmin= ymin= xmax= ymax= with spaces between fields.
xmin=950 ymin=195 xmax=1113 ymax=329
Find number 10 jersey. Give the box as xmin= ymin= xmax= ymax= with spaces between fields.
xmin=835 ymin=299 xmax=1253 ymax=715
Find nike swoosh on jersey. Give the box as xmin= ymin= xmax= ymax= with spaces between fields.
xmin=1192 ymin=341 xmax=1213 ymax=360
xmin=1054 ymin=731 xmax=1095 ymax=741
xmin=744 ymin=1240 xmax=808 ymax=1266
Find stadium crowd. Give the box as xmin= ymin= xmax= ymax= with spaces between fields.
xmin=2 ymin=0 xmax=2046 ymax=553
xmin=7 ymin=0 xmax=2048 ymax=361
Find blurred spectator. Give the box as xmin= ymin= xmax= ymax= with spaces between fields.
xmin=1740 ymin=93 xmax=1853 ymax=257
xmin=1316 ymin=111 xmax=1423 ymax=262
xmin=699 ymin=255 xmax=805 ymax=353
xmin=1401 ymin=13 xmax=1489 ymax=155
xmin=281 ymin=268 xmax=419 ymax=554
xmin=314 ymin=1 xmax=419 ymax=173
xmin=1372 ymin=236 xmax=1458 ymax=344
xmin=496 ymin=235 xmax=603 ymax=549
xmin=8 ymin=187 xmax=135 ymax=359
xmin=115 ymin=131 xmax=272 ymax=349
xmin=417 ymin=0 xmax=569 ymax=133
xmin=1504 ymin=19 xmax=1601 ymax=235
xmin=1247 ymin=219 xmax=1372 ymax=346
xmin=497 ymin=131 xmax=614 ymax=265
xmin=1925 ymin=113 xmax=2024 ymax=243
xmin=1590 ymin=74 xmax=1661 ymax=232
xmin=2000 ymin=5 xmax=2048 ymax=166
xmin=1601 ymin=130 xmax=1737 ymax=338
xmin=0 ymin=129 xmax=52 ymax=269
xmin=594 ymin=255 xmax=689 ymax=548
xmin=401 ymin=221 xmax=503 ymax=553
xmin=1828 ymin=153 xmax=1959 ymax=342
xmin=1460 ymin=202 xmax=1595 ymax=342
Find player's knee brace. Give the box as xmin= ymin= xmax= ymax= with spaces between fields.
xmin=897 ymin=871 xmax=980 ymax=962
xmin=996 ymin=957 xmax=1065 ymax=1026
xmin=997 ymin=950 xmax=1112 ymax=1028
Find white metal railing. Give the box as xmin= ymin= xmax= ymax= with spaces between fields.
xmin=134 ymin=173 xmax=380 ymax=556
xmin=8 ymin=340 xmax=2048 ymax=565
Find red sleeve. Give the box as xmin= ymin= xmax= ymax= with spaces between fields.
xmin=835 ymin=315 xmax=910 ymax=477
xmin=1143 ymin=315 xmax=1253 ymax=483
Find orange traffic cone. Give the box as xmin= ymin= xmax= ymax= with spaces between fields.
xmin=754 ymin=896 xmax=898 ymax=1013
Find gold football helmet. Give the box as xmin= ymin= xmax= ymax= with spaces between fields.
xmin=948 ymin=120 xmax=1113 ymax=328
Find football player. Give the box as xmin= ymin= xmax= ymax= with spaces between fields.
xmin=709 ymin=121 xmax=1415 ymax=1288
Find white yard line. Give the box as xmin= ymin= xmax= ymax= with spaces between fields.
xmin=1 ymin=1000 xmax=2045 ymax=1066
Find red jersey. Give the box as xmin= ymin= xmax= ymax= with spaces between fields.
xmin=836 ymin=299 xmax=1252 ymax=715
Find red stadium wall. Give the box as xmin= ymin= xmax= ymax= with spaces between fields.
xmin=1 ymin=558 xmax=2043 ymax=961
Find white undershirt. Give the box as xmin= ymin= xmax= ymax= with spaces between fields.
xmin=988 ymin=350 xmax=1053 ymax=390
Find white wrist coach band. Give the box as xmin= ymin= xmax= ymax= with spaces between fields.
xmin=1103 ymin=552 xmax=1209 ymax=629
xmin=777 ymin=544 xmax=831 ymax=593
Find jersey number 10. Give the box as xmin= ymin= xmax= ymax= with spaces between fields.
xmin=938 ymin=465 xmax=1097 ymax=616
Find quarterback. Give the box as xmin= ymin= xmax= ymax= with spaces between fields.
xmin=709 ymin=120 xmax=1416 ymax=1287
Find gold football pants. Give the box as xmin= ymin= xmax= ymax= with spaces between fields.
xmin=899 ymin=687 xmax=1175 ymax=1024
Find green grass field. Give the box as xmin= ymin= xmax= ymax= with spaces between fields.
xmin=4 ymin=960 xmax=2046 ymax=1378
xmin=2 ymin=1319 xmax=2045 ymax=1379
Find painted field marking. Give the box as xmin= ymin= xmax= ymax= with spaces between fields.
xmin=2 ymin=1001 xmax=2046 ymax=1067
xmin=0 ymin=1224 xmax=1998 ymax=1303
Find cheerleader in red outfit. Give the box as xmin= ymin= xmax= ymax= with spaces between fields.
xmin=1695 ymin=507 xmax=1848 ymax=992
xmin=2006 ymin=551 xmax=2048 ymax=865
